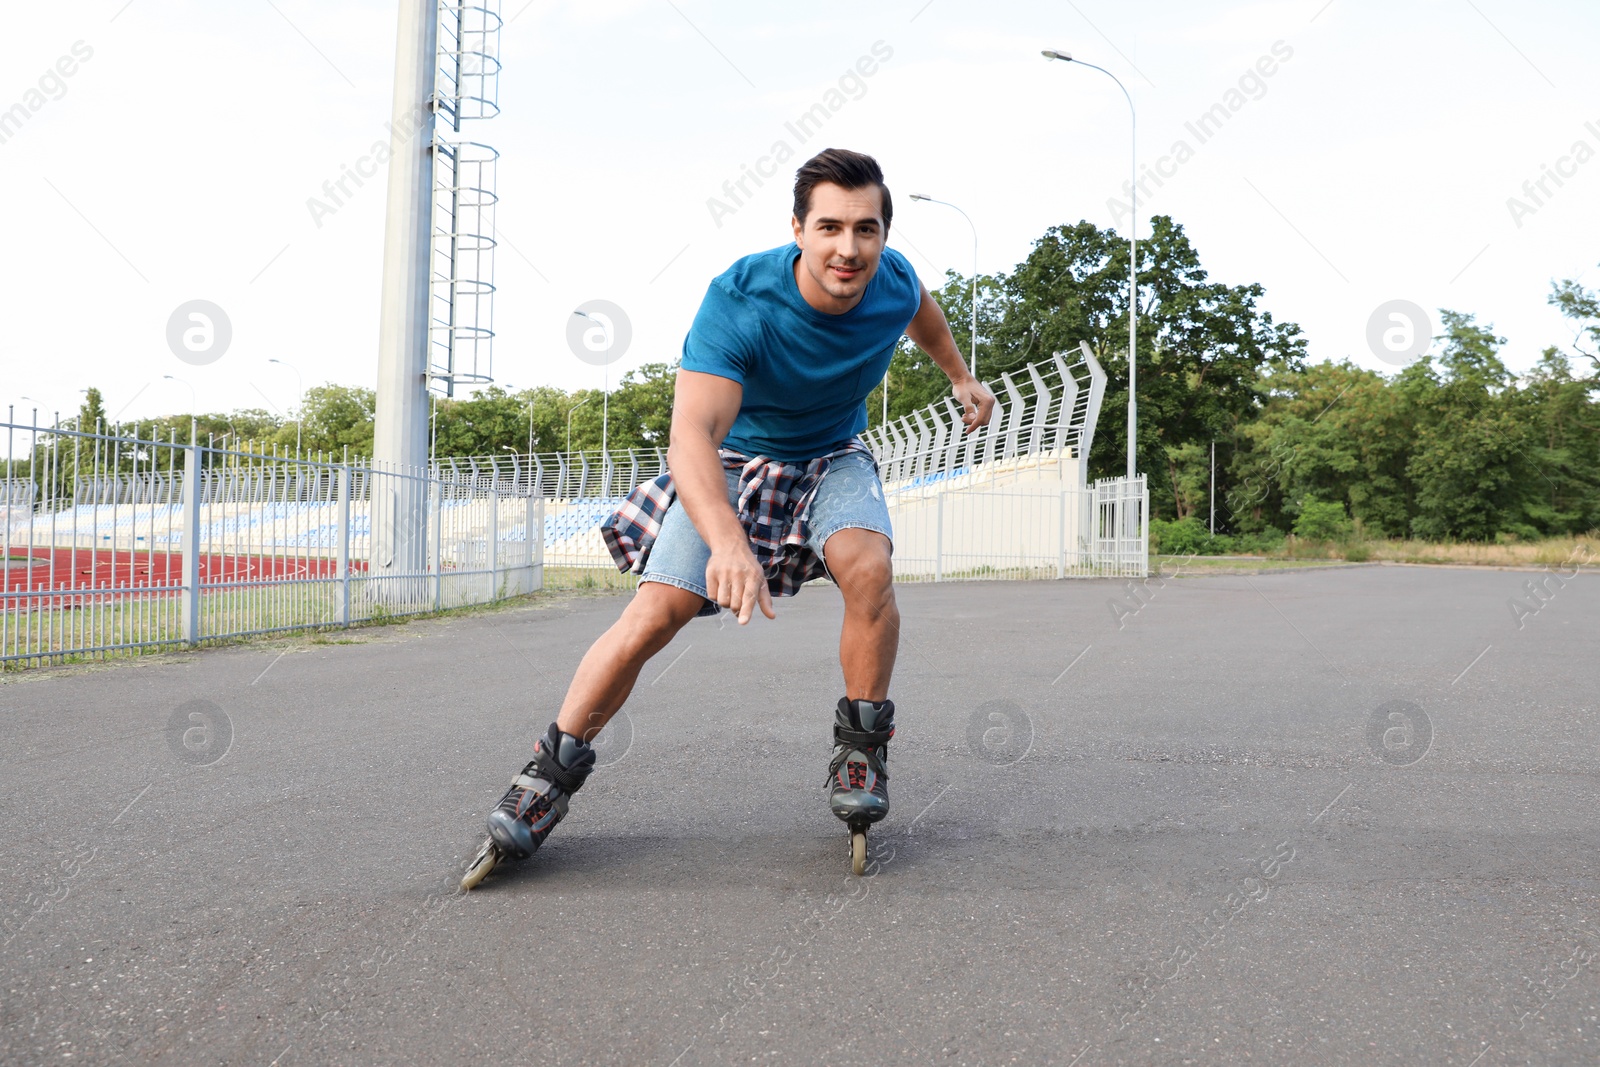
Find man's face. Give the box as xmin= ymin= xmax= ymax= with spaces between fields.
xmin=791 ymin=181 xmax=886 ymax=313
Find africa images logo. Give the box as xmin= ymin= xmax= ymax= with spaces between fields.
xmin=166 ymin=700 xmax=234 ymax=767
xmin=165 ymin=300 xmax=233 ymax=366
xmin=1365 ymin=700 xmax=1431 ymax=767
xmin=966 ymin=699 xmax=1034 ymax=765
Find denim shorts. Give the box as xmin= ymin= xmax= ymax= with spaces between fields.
xmin=640 ymin=449 xmax=893 ymax=611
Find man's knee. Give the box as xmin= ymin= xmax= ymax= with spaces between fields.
xmin=618 ymin=582 xmax=700 ymax=654
xmin=825 ymin=530 xmax=894 ymax=607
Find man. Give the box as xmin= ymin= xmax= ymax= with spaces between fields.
xmin=464 ymin=148 xmax=994 ymax=887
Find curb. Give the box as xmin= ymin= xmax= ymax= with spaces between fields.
xmin=1161 ymin=561 xmax=1382 ymax=578
xmin=1154 ymin=559 xmax=1600 ymax=577
xmin=1373 ymin=560 xmax=1600 ymax=575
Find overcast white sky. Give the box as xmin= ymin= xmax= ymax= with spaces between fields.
xmin=2 ymin=0 xmax=1597 ymax=428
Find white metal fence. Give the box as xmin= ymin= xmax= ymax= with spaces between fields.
xmin=2 ymin=421 xmax=541 ymax=669
xmin=432 ymin=448 xmax=667 ymax=499
xmin=530 ymin=471 xmax=1149 ymax=584
xmin=4 ymin=348 xmax=1148 ymax=667
xmin=862 ymin=342 xmax=1106 ymax=488
xmin=887 ymin=470 xmax=1148 ymax=582
xmin=529 ymin=346 xmax=1146 ymax=582
xmin=533 ymin=461 xmax=1148 ymax=584
xmin=431 ymin=344 xmax=1107 ymax=498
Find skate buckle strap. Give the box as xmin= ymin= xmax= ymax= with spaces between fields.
xmin=834 ymin=724 xmax=894 ymax=747
xmin=531 ymin=743 xmax=590 ymax=795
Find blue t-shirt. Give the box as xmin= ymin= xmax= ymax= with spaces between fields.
xmin=681 ymin=242 xmax=921 ymax=461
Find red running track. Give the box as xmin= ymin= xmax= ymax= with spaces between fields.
xmin=1 ymin=548 xmax=364 ymax=609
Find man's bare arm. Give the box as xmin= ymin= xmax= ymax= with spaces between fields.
xmin=904 ymin=284 xmax=996 ymax=432
xmin=667 ymin=369 xmax=774 ymax=623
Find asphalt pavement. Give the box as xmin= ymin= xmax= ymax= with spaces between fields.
xmin=2 ymin=563 xmax=1597 ymax=1066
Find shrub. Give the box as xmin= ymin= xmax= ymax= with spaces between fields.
xmin=1230 ymin=526 xmax=1286 ymax=555
xmin=1152 ymin=518 xmax=1288 ymax=557
xmin=1151 ymin=516 xmax=1211 ymax=555
xmin=1293 ymin=498 xmax=1352 ymax=541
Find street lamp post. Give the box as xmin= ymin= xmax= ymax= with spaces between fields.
xmin=1043 ymin=48 xmax=1138 ymax=481
xmin=268 ymin=358 xmax=304 ymax=454
xmin=566 ymin=395 xmax=592 ymax=456
xmin=571 ymin=310 xmax=612 ymax=462
xmin=908 ymin=194 xmax=980 ymax=382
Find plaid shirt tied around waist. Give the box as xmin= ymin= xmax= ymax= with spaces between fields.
xmin=600 ymin=438 xmax=874 ymax=601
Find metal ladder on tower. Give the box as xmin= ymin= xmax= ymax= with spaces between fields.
xmin=429 ymin=0 xmax=502 ymax=398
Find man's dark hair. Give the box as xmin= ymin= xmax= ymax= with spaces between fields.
xmin=792 ymin=148 xmax=892 ymax=231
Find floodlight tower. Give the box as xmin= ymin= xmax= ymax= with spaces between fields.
xmin=372 ymin=0 xmax=501 ymax=581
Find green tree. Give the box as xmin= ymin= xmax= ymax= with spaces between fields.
xmin=1510 ymin=348 xmax=1600 ymax=531
xmin=1163 ymin=440 xmax=1211 ymax=521
xmin=1226 ymin=361 xmax=1411 ymax=536
xmin=1293 ymin=498 xmax=1352 ymax=540
xmin=563 ymin=364 xmax=678 ymax=454
xmin=228 ymin=408 xmax=287 ymax=451
xmin=61 ymin=387 xmax=112 ymax=495
xmin=607 ymin=363 xmax=676 ymax=449
xmin=522 ymin=385 xmax=584 ymax=454
xmin=1400 ymin=312 xmax=1536 ymax=541
xmin=890 ymin=216 xmax=1306 ymax=518
xmin=1549 ymin=267 xmax=1599 ymax=376
xmin=428 ymin=374 xmax=681 ymax=459
xmin=274 ymin=385 xmax=374 ymax=458
xmin=431 ymin=386 xmax=522 ymax=458
xmin=76 ymin=387 xmax=107 ymax=436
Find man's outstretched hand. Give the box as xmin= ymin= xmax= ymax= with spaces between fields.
xmin=705 ymin=544 xmax=776 ymax=625
xmin=953 ymin=376 xmax=997 ymax=434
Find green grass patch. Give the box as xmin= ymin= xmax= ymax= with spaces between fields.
xmin=541 ymin=565 xmax=638 ymax=593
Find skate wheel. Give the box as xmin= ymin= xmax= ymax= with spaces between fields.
xmin=850 ymin=830 xmax=867 ymax=876
xmin=460 ymin=839 xmax=500 ymax=891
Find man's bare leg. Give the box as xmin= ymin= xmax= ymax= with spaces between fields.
xmin=822 ymin=528 xmax=898 ymax=700
xmin=822 ymin=529 xmax=898 ymax=869
xmin=555 ymin=581 xmax=706 ymax=740
xmin=468 ymin=581 xmax=706 ymax=882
